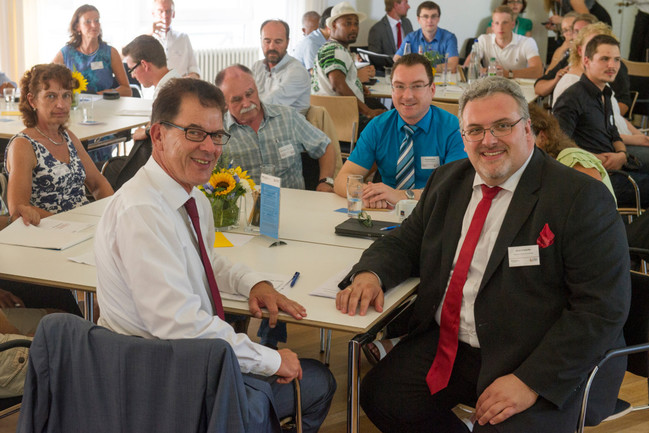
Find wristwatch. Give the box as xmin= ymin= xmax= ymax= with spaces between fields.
xmin=318 ymin=177 xmax=334 ymax=187
xmin=404 ymin=189 xmax=415 ymax=199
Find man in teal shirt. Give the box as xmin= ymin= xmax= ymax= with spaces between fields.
xmin=333 ymin=54 xmax=466 ymax=208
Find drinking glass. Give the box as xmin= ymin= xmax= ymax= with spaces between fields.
xmin=3 ymin=88 xmax=15 ymax=108
xmin=346 ymin=175 xmax=364 ymax=217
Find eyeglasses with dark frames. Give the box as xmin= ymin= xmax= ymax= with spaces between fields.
xmin=160 ymin=121 xmax=231 ymax=145
xmin=462 ymin=117 xmax=525 ymax=142
xmin=127 ymin=61 xmax=142 ymax=75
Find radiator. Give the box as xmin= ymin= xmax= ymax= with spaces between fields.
xmin=196 ymin=47 xmax=259 ymax=82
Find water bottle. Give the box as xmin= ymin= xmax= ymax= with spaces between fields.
xmin=488 ymin=57 xmax=497 ymax=77
xmin=468 ymin=60 xmax=479 ymax=84
xmin=404 ymin=42 xmax=411 ymax=55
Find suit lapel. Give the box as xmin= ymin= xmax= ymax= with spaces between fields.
xmin=438 ymin=166 xmax=475 ymax=289
xmin=382 ymin=16 xmax=396 ymax=52
xmin=479 ymin=149 xmax=544 ymax=290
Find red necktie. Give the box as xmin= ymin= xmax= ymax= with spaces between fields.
xmin=426 ymin=184 xmax=502 ymax=395
xmin=396 ymin=21 xmax=402 ymax=50
xmin=184 ymin=197 xmax=225 ymax=320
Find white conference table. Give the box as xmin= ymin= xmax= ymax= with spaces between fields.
xmin=232 ymin=187 xmax=401 ymax=250
xmin=0 ymin=95 xmax=151 ymax=143
xmin=0 ymin=189 xmax=418 ymax=433
xmin=368 ymin=75 xmax=538 ymax=103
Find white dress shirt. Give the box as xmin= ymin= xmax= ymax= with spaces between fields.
xmin=252 ymin=54 xmax=311 ymax=115
xmin=152 ymin=69 xmax=181 ymax=100
xmin=95 ymin=157 xmax=281 ymax=376
xmin=477 ymin=33 xmax=540 ymax=72
xmin=435 ymin=150 xmax=534 ymax=347
xmin=632 ymin=0 xmax=649 ymax=13
xmin=154 ymin=28 xmax=201 ymax=77
xmin=387 ymin=15 xmax=402 ymax=48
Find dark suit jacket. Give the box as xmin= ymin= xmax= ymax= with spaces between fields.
xmin=368 ymin=15 xmax=413 ymax=68
xmin=17 ymin=314 xmax=279 ymax=433
xmin=343 ymin=149 xmax=630 ymax=419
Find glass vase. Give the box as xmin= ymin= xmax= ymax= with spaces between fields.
xmin=211 ymin=197 xmax=240 ymax=231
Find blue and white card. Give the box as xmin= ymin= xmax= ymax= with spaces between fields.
xmin=260 ymin=173 xmax=281 ymax=239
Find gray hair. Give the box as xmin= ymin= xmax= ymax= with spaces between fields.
xmin=458 ymin=77 xmax=529 ymax=128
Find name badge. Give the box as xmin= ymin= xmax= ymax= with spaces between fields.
xmin=278 ymin=144 xmax=295 ymax=159
xmin=508 ymin=245 xmax=540 ymax=267
xmin=421 ymin=156 xmax=440 ymax=169
xmin=90 ymin=61 xmax=104 ymax=70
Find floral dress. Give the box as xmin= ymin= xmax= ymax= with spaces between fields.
xmin=5 ymin=131 xmax=89 ymax=213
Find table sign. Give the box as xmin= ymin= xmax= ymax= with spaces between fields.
xmin=260 ymin=173 xmax=281 ymax=239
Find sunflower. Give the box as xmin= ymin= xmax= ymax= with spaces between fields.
xmin=209 ymin=172 xmax=236 ymax=196
xmin=71 ymin=70 xmax=88 ymax=95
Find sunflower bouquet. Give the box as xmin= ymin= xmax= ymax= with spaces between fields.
xmin=199 ymin=165 xmax=255 ymax=230
xmin=70 ymin=69 xmax=88 ymax=108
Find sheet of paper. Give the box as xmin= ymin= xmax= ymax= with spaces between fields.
xmin=0 ymin=218 xmax=94 ymax=250
xmin=118 ymin=109 xmax=151 ymax=116
xmin=223 ymin=232 xmax=254 ymax=247
xmin=68 ymin=250 xmax=96 ymax=266
xmin=219 ymin=272 xmax=292 ymax=301
xmin=310 ymin=265 xmax=353 ymax=299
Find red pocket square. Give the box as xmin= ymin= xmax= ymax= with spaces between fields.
xmin=537 ymin=223 xmax=554 ymax=248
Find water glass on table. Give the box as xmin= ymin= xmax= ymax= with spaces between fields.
xmin=347 ymin=174 xmax=363 ymax=217
xmin=3 ymin=87 xmax=16 ymax=109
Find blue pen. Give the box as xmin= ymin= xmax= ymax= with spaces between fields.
xmin=289 ymin=272 xmax=300 ymax=287
xmin=380 ymin=225 xmax=400 ymax=231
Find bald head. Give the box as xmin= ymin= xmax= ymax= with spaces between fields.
xmin=215 ymin=65 xmax=262 ymax=126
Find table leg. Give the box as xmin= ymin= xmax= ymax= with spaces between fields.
xmin=347 ymin=337 xmax=363 ymax=433
xmin=84 ymin=292 xmax=94 ymax=323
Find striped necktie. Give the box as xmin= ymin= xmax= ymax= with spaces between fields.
xmin=396 ymin=124 xmax=415 ymax=190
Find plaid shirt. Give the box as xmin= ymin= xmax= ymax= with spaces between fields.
xmin=224 ymin=103 xmax=329 ymax=189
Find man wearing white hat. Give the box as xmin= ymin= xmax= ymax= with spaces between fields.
xmin=311 ymin=1 xmax=385 ymax=120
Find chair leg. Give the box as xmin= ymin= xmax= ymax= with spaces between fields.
xmin=319 ymin=328 xmax=325 ymax=353
xmin=325 ymin=329 xmax=333 ymax=366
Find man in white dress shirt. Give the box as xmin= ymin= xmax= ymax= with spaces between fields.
xmin=252 ymin=20 xmax=311 ymax=115
xmin=95 ymin=78 xmax=335 ymax=432
xmin=151 ymin=0 xmax=200 ymax=79
xmin=471 ymin=6 xmax=542 ymax=79
xmin=122 ymin=34 xmax=181 ymax=140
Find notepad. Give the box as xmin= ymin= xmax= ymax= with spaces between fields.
xmin=0 ymin=218 xmax=94 ymax=250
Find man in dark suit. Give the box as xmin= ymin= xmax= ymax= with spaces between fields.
xmin=336 ymin=76 xmax=630 ymax=432
xmin=368 ymin=0 xmax=413 ymax=69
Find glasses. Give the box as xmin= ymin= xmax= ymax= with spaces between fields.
xmin=418 ymin=13 xmax=439 ymax=20
xmin=462 ymin=117 xmax=524 ymax=142
xmin=160 ymin=121 xmax=231 ymax=145
xmin=127 ymin=61 xmax=142 ymax=75
xmin=391 ymin=83 xmax=431 ymax=92
xmin=358 ymin=211 xmax=373 ymax=228
xmin=507 ymin=0 xmax=523 ymax=4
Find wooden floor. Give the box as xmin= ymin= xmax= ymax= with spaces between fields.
xmin=0 ymin=320 xmax=647 ymax=432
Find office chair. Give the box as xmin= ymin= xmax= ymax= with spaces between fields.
xmin=101 ymin=137 xmax=152 ymax=191
xmin=576 ymin=270 xmax=649 ymax=433
xmin=17 ymin=313 xmax=279 ymax=433
xmin=0 ymin=339 xmax=31 ymax=419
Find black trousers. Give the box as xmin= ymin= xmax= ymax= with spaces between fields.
xmin=360 ymin=327 xmax=618 ymax=433
xmin=1 ymin=279 xmax=82 ymax=316
xmin=629 ymin=10 xmax=649 ymax=62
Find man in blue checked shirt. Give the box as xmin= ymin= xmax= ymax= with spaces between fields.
xmin=393 ymin=1 xmax=459 ymax=73
xmin=333 ymin=54 xmax=466 ymax=209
